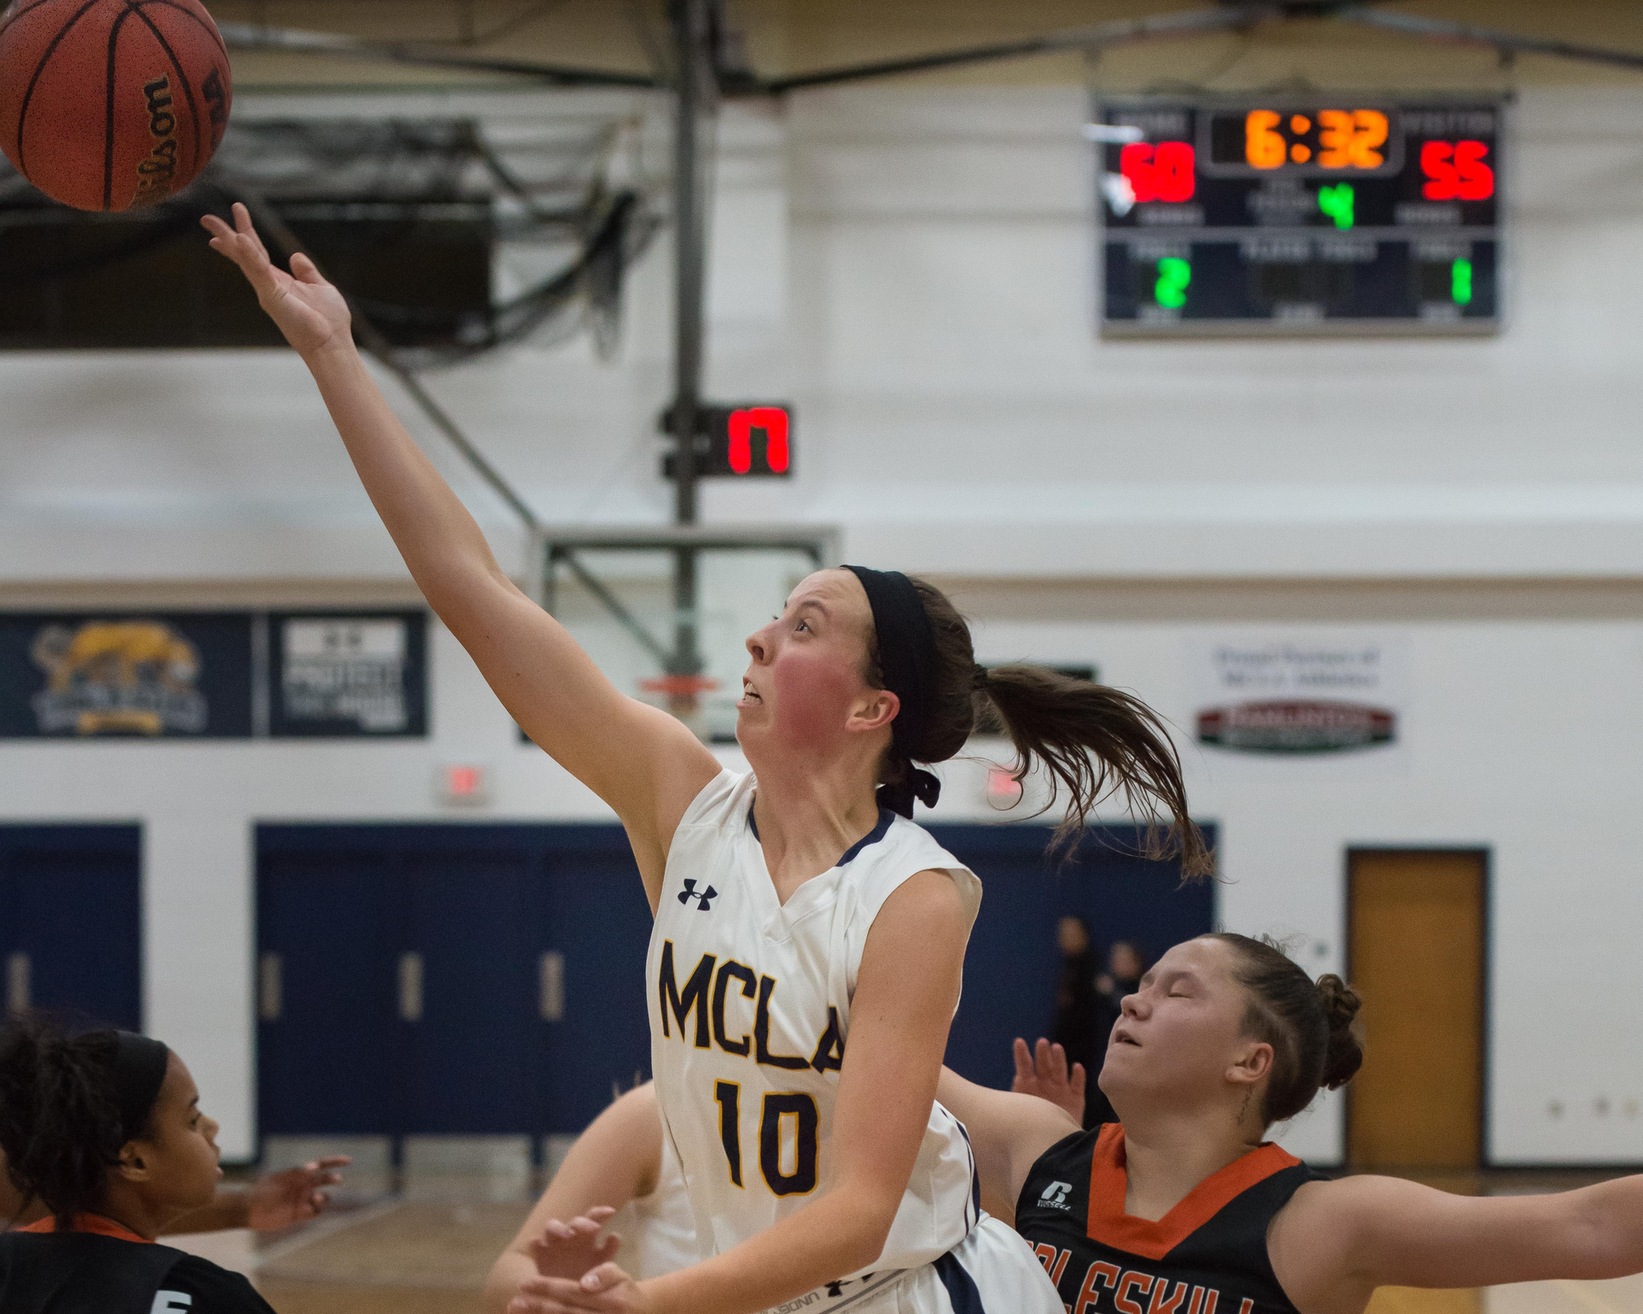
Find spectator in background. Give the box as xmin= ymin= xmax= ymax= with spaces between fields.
xmin=1049 ymin=916 xmax=1101 ymax=1124
xmin=1084 ymin=939 xmax=1147 ymax=1127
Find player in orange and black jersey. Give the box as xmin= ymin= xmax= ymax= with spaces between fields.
xmin=0 ymin=1016 xmax=282 ymax=1314
xmin=1014 ymin=1121 xmax=1324 ymax=1314
xmin=940 ymin=933 xmax=1643 ymax=1314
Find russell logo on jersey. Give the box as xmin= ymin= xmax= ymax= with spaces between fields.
xmin=1040 ymin=1181 xmax=1073 ymax=1210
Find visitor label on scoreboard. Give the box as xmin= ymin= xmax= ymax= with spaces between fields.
xmin=1190 ymin=633 xmax=1407 ymax=767
xmin=270 ymin=612 xmax=427 ymax=738
xmin=1095 ymin=99 xmax=1501 ymax=335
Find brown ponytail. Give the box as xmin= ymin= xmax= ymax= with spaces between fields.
xmin=1211 ymin=933 xmax=1365 ymax=1125
xmin=871 ymin=577 xmax=1210 ymax=877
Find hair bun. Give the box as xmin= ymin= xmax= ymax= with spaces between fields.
xmin=1315 ymin=974 xmax=1365 ymax=1090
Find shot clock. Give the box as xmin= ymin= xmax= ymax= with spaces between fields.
xmin=1097 ymin=100 xmax=1501 ymax=335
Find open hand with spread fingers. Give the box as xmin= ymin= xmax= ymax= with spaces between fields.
xmin=246 ymin=1156 xmax=351 ymax=1231
xmin=1011 ymin=1036 xmax=1087 ymax=1125
xmin=201 ymin=202 xmax=353 ymax=358
xmin=506 ymin=1209 xmax=628 ymax=1313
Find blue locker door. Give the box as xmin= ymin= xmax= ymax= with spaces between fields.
xmin=539 ymin=829 xmax=653 ymax=1135
xmin=0 ymin=825 xmax=141 ymax=1032
xmin=257 ymin=842 xmax=403 ymax=1136
xmin=404 ymin=845 xmax=544 ymax=1134
xmin=929 ymin=824 xmax=1217 ymax=1089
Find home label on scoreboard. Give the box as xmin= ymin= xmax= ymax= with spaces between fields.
xmin=1096 ymin=99 xmax=1501 ymax=336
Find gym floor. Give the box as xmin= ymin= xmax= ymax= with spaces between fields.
xmin=173 ymin=1168 xmax=1643 ymax=1314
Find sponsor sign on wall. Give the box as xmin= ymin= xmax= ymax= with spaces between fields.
xmin=0 ymin=611 xmax=426 ymax=740
xmin=1190 ymin=631 xmax=1407 ymax=766
xmin=270 ymin=613 xmax=428 ymax=738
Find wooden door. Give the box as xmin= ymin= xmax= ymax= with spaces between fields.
xmin=1347 ymin=850 xmax=1486 ymax=1169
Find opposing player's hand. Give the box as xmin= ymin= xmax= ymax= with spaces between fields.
xmin=201 ymin=202 xmax=352 ymax=357
xmin=525 ymin=1208 xmax=621 ymax=1281
xmin=508 ymin=1262 xmax=651 ymax=1314
xmin=246 ymin=1156 xmax=350 ymax=1231
xmin=1012 ymin=1036 xmax=1086 ymax=1124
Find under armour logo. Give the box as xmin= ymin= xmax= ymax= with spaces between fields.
xmin=678 ymin=878 xmax=718 ymax=911
xmin=1040 ymin=1180 xmax=1072 ymax=1209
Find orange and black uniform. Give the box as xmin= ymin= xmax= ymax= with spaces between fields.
xmin=1015 ymin=1125 xmax=1324 ymax=1314
xmin=0 ymin=1214 xmax=275 ymax=1314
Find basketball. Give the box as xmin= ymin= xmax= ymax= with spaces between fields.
xmin=0 ymin=0 xmax=232 ymax=212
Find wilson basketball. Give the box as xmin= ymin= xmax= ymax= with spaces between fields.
xmin=0 ymin=0 xmax=232 ymax=212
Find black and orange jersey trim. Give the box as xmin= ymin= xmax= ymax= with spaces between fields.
xmin=1015 ymin=1124 xmax=1325 ymax=1314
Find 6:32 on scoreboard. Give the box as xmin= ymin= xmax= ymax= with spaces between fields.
xmin=1096 ymin=100 xmax=1501 ymax=336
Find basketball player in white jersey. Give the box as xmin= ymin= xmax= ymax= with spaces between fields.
xmin=491 ymin=1045 xmax=1087 ymax=1312
xmin=204 ymin=204 xmax=1207 ymax=1314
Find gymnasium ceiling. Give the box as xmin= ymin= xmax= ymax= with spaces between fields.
xmin=214 ymin=1 xmax=1643 ymax=94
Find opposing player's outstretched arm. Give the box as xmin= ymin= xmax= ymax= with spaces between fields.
xmin=935 ymin=1043 xmax=1080 ymax=1225
xmin=486 ymin=1084 xmax=664 ymax=1314
xmin=1271 ymin=1172 xmax=1643 ymax=1314
xmin=202 ymin=205 xmax=718 ymax=888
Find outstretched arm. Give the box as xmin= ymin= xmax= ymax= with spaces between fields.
xmin=202 ymin=205 xmax=718 ymax=893
xmin=1272 ymin=1172 xmax=1643 ymax=1314
xmin=164 ymin=1158 xmax=350 ymax=1235
xmin=936 ymin=1043 xmax=1080 ymax=1226
xmin=487 ymin=1084 xmax=665 ymax=1314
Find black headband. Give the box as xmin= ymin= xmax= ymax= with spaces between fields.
xmin=111 ymin=1032 xmax=170 ymax=1143
xmin=843 ymin=564 xmax=942 ymax=818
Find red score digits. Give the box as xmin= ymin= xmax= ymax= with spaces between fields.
xmin=1119 ymin=141 xmax=1196 ymax=204
xmin=1420 ymin=140 xmax=1494 ymax=202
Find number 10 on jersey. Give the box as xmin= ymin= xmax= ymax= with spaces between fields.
xmin=715 ymin=1082 xmax=820 ymax=1196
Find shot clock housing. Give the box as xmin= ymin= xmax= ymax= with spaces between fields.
xmin=660 ymin=403 xmax=794 ymax=479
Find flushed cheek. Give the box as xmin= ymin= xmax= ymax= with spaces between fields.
xmin=769 ymin=654 xmax=860 ymax=738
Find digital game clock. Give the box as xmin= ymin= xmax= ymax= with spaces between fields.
xmin=1096 ymin=99 xmax=1501 ymax=335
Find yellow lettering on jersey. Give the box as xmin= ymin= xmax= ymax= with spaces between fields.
xmin=713 ymin=960 xmax=757 ymax=1056
xmin=808 ymin=1006 xmax=845 ymax=1074
xmin=658 ymin=941 xmax=715 ymax=1048
xmin=753 ymin=974 xmax=809 ymax=1070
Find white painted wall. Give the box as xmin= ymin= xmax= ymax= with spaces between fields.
xmin=3 ymin=80 xmax=1643 ymax=1163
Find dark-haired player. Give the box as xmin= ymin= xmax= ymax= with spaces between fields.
xmin=0 ymin=1016 xmax=285 ymax=1313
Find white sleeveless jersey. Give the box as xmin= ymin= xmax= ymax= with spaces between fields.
xmin=646 ymin=769 xmax=985 ymax=1293
xmin=605 ymin=1135 xmax=698 ymax=1280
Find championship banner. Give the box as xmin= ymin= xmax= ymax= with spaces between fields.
xmin=0 ymin=610 xmax=427 ymax=740
xmin=1190 ymin=631 xmax=1407 ymax=768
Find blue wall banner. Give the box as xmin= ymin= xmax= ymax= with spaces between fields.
xmin=269 ymin=612 xmax=428 ymax=739
xmin=0 ymin=613 xmax=255 ymax=739
xmin=0 ymin=611 xmax=427 ymax=741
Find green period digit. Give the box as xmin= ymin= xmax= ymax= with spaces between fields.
xmin=1318 ymin=183 xmax=1355 ymax=230
xmin=1451 ymin=258 xmax=1474 ymax=306
xmin=1154 ymin=257 xmax=1191 ymax=310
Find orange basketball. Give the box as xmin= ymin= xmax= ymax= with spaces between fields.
xmin=0 ymin=0 xmax=232 ymax=212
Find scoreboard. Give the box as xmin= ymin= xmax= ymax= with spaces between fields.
xmin=1096 ymin=99 xmax=1502 ymax=336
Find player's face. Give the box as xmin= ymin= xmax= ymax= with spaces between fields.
xmin=738 ymin=569 xmax=887 ymax=756
xmin=1097 ymin=938 xmax=1261 ymax=1115
xmin=125 ymin=1053 xmax=223 ymax=1217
